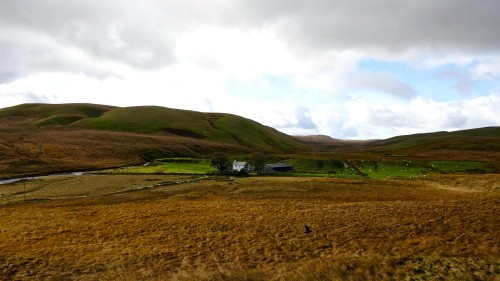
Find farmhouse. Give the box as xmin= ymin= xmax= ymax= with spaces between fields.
xmin=232 ymin=161 xmax=253 ymax=172
xmin=232 ymin=161 xmax=292 ymax=173
xmin=263 ymin=163 xmax=292 ymax=173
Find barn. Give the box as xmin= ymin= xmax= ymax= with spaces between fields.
xmin=263 ymin=163 xmax=292 ymax=173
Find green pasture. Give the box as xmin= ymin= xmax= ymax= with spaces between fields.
xmin=104 ymin=156 xmax=494 ymax=178
xmin=356 ymin=160 xmax=424 ymax=179
xmin=428 ymin=161 xmax=493 ymax=173
xmin=356 ymin=160 xmax=493 ymax=178
xmin=289 ymin=158 xmax=494 ymax=179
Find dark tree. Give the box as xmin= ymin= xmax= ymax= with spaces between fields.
xmin=210 ymin=152 xmax=231 ymax=174
xmin=248 ymin=152 xmax=265 ymax=174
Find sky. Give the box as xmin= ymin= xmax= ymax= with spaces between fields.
xmin=1 ymin=0 xmax=500 ymax=139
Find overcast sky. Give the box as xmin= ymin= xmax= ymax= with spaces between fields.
xmin=1 ymin=0 xmax=499 ymax=139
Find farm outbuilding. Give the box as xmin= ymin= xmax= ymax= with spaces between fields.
xmin=263 ymin=163 xmax=292 ymax=173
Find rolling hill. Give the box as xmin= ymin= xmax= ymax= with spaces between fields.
xmin=0 ymin=103 xmax=306 ymax=177
xmin=294 ymin=135 xmax=376 ymax=148
xmin=366 ymin=127 xmax=500 ymax=162
xmin=294 ymin=128 xmax=500 ymax=164
xmin=1 ymin=103 xmax=304 ymax=151
xmin=72 ymin=105 xmax=304 ymax=151
xmin=0 ymin=103 xmax=499 ymax=178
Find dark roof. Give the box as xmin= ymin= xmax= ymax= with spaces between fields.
xmin=265 ymin=163 xmax=291 ymax=168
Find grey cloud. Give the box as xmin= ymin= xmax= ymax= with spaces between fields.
xmin=443 ymin=113 xmax=467 ymax=128
xmin=437 ymin=68 xmax=474 ymax=96
xmin=338 ymin=126 xmax=359 ymax=139
xmin=273 ymin=106 xmax=318 ymax=134
xmin=350 ymin=72 xmax=416 ymax=99
xmin=1 ymin=92 xmax=50 ymax=104
xmin=55 ymin=17 xmax=175 ymax=69
xmin=236 ymin=0 xmax=500 ymax=54
xmin=0 ymin=36 xmax=115 ymax=81
xmin=1 ymin=0 xmax=176 ymax=75
xmin=295 ymin=106 xmax=317 ymax=130
xmin=21 ymin=92 xmax=51 ymax=103
xmin=0 ymin=72 xmax=19 ymax=84
xmin=4 ymin=0 xmax=498 ymax=81
xmin=365 ymin=104 xmax=467 ymax=130
xmin=368 ymin=108 xmax=408 ymax=128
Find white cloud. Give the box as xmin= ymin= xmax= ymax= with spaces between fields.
xmin=303 ymin=93 xmax=500 ymax=139
xmin=175 ymin=26 xmax=296 ymax=78
xmin=472 ymin=57 xmax=500 ymax=80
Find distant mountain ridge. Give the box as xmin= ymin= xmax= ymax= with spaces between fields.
xmin=294 ymin=135 xmax=376 ymax=147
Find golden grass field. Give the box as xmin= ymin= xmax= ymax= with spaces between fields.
xmin=0 ymin=174 xmax=499 ymax=280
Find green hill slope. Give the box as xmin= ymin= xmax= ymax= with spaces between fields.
xmin=369 ymin=127 xmax=500 ymax=152
xmin=0 ymin=103 xmax=305 ymax=153
xmin=366 ymin=127 xmax=500 ymax=165
xmin=74 ymin=106 xmax=305 ymax=152
xmin=0 ymin=103 xmax=115 ymax=126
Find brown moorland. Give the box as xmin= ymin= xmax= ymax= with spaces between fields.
xmin=0 ymin=174 xmax=499 ymax=280
xmin=0 ymin=127 xmax=248 ymax=178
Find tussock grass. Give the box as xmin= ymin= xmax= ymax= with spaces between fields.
xmin=75 ymin=256 xmax=500 ymax=281
xmin=0 ymin=175 xmax=498 ymax=280
xmin=425 ymin=174 xmax=500 ymax=192
xmin=0 ymin=174 xmax=194 ymax=204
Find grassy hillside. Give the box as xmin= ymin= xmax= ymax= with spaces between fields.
xmin=0 ymin=104 xmax=306 ymax=177
xmin=0 ymin=103 xmax=115 ymax=125
xmin=363 ymin=127 xmax=500 ymax=163
xmin=73 ymin=106 xmax=210 ymax=134
xmin=0 ymin=103 xmax=304 ymax=152
xmin=212 ymin=114 xmax=305 ymax=151
xmin=370 ymin=127 xmax=500 ymax=150
xmin=73 ymin=106 xmax=306 ymax=152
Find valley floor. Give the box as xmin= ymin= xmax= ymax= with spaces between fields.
xmin=0 ymin=175 xmax=499 ymax=280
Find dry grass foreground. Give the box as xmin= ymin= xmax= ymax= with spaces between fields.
xmin=0 ymin=175 xmax=499 ymax=280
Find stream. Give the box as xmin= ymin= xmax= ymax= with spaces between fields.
xmin=0 ymin=172 xmax=84 ymax=185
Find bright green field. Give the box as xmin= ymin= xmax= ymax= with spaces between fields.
xmin=103 ymin=158 xmax=494 ymax=178
xmin=357 ymin=161 xmax=424 ymax=179
xmin=428 ymin=161 xmax=493 ymax=173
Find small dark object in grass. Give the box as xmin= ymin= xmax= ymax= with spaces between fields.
xmin=304 ymin=224 xmax=312 ymax=233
